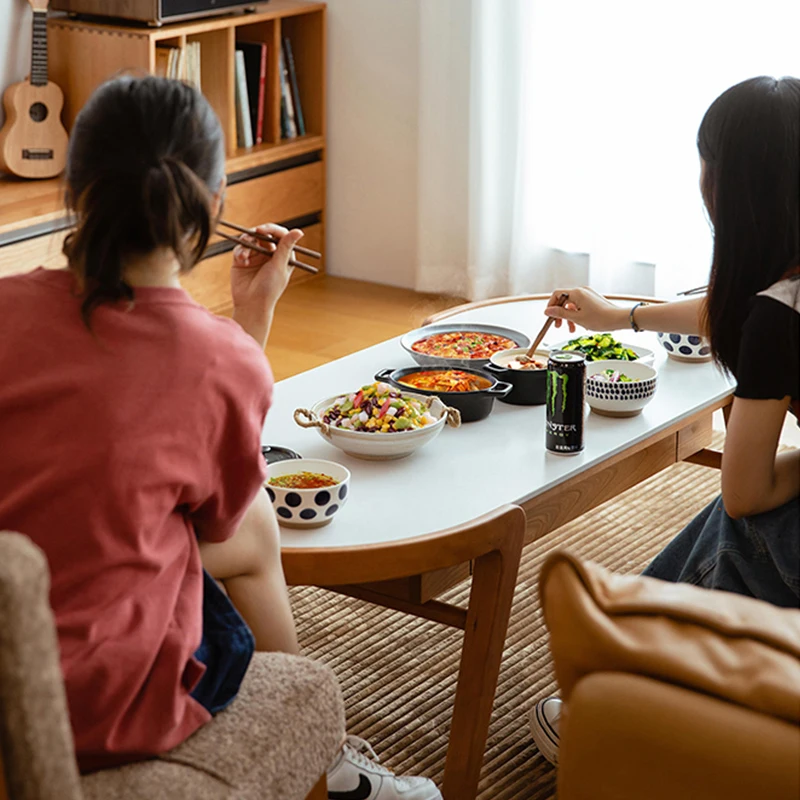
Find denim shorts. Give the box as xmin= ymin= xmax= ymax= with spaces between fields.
xmin=190 ymin=570 xmax=255 ymax=715
xmin=643 ymin=494 xmax=800 ymax=608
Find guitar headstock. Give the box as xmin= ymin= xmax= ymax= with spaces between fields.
xmin=27 ymin=0 xmax=50 ymax=11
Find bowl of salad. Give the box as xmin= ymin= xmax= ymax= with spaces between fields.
xmin=551 ymin=333 xmax=654 ymax=364
xmin=585 ymin=360 xmax=658 ymax=417
xmin=264 ymin=459 xmax=350 ymax=528
xmin=294 ymin=381 xmax=461 ymax=460
xmin=400 ymin=323 xmax=530 ymax=368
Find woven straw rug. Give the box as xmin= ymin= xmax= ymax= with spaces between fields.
xmin=290 ymin=446 xmax=725 ymax=799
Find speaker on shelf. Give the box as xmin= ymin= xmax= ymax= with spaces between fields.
xmin=49 ymin=0 xmax=268 ymax=26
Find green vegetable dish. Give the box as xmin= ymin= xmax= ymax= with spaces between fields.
xmin=561 ymin=334 xmax=638 ymax=362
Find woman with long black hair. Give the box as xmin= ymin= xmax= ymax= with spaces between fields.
xmin=530 ymin=75 xmax=800 ymax=765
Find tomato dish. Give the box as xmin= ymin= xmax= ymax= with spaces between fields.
xmin=412 ymin=331 xmax=517 ymax=359
xmin=398 ymin=370 xmax=492 ymax=393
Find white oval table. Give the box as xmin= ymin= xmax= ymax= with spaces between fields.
xmin=263 ymin=296 xmax=734 ymax=799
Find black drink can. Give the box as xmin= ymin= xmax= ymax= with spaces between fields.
xmin=546 ymin=351 xmax=585 ymax=455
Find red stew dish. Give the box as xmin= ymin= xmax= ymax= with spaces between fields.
xmin=398 ymin=370 xmax=492 ymax=393
xmin=412 ymin=331 xmax=517 ymax=359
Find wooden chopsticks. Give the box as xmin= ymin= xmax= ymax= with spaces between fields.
xmin=216 ymin=219 xmax=320 ymax=275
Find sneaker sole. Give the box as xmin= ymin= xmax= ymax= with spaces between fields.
xmin=529 ymin=702 xmax=559 ymax=766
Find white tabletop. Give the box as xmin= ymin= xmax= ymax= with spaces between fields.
xmin=264 ymin=299 xmax=734 ymax=549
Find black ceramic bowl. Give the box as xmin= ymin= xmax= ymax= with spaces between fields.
xmin=485 ymin=348 xmax=549 ymax=405
xmin=375 ymin=367 xmax=511 ymax=423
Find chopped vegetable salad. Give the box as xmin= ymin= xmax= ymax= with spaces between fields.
xmin=322 ymin=382 xmax=437 ymax=433
xmin=562 ymin=334 xmax=638 ymax=361
xmin=589 ymin=369 xmax=641 ymax=383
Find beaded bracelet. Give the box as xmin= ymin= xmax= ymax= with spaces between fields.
xmin=629 ymin=301 xmax=648 ymax=332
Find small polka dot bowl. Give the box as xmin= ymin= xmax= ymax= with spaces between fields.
xmin=656 ymin=332 xmax=712 ymax=362
xmin=585 ymin=360 xmax=658 ymax=418
xmin=264 ymin=459 xmax=350 ymax=529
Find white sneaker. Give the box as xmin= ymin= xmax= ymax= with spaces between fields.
xmin=327 ymin=735 xmax=442 ymax=800
xmin=529 ymin=696 xmax=562 ymax=766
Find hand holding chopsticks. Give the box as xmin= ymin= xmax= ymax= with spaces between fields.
xmin=217 ymin=219 xmax=320 ymax=275
xmin=518 ymin=293 xmax=569 ymax=363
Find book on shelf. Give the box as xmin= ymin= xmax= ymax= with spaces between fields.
xmin=154 ymin=42 xmax=201 ymax=90
xmin=234 ymin=49 xmax=253 ymax=148
xmin=186 ymin=41 xmax=201 ymax=90
xmin=238 ymin=41 xmax=267 ymax=145
xmin=278 ymin=43 xmax=297 ymax=139
xmin=283 ymin=37 xmax=306 ymax=137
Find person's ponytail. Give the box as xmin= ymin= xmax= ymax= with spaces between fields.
xmin=62 ymin=76 xmax=225 ymax=326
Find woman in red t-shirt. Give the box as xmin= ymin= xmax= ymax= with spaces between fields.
xmin=0 ymin=76 xmax=442 ymax=800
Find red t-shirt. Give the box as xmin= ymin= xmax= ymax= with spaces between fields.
xmin=0 ymin=268 xmax=271 ymax=772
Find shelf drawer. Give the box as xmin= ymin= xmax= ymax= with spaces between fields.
xmin=223 ymin=162 xmax=323 ymax=230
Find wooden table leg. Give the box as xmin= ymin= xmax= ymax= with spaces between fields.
xmin=304 ymin=774 xmax=327 ymax=800
xmin=441 ymin=530 xmax=523 ymax=799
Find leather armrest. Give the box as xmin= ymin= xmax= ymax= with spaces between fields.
xmin=539 ymin=551 xmax=800 ymax=723
xmin=559 ymin=673 xmax=800 ymax=800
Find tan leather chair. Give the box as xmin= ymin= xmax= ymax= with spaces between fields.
xmin=0 ymin=532 xmax=345 ymax=800
xmin=539 ymin=551 xmax=800 ymax=800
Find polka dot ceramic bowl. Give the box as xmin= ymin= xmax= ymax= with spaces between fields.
xmin=585 ymin=360 xmax=658 ymax=418
xmin=656 ymin=332 xmax=712 ymax=362
xmin=264 ymin=459 xmax=350 ymax=529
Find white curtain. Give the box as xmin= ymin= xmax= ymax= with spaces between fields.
xmin=422 ymin=0 xmax=800 ymax=301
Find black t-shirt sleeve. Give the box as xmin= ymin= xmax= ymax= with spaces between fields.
xmin=734 ymin=296 xmax=800 ymax=402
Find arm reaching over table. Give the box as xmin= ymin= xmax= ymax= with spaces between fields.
xmin=544 ymin=287 xmax=706 ymax=336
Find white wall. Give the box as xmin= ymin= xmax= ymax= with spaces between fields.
xmin=325 ymin=1 xmax=422 ymax=288
xmin=325 ymin=1 xmax=472 ymax=291
xmin=0 ymin=0 xmax=32 ymax=127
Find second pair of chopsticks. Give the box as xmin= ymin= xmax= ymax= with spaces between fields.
xmin=217 ymin=219 xmax=320 ymax=275
xmin=677 ymin=284 xmax=707 ymax=296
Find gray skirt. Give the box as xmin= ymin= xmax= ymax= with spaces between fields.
xmin=643 ymin=494 xmax=800 ymax=608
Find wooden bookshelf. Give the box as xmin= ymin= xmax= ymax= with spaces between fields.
xmin=0 ymin=0 xmax=326 ymax=313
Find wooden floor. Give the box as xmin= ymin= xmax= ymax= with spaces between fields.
xmin=250 ymin=275 xmax=463 ymax=381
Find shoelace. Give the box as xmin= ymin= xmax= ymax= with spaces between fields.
xmin=342 ymin=735 xmax=391 ymax=774
xmin=342 ymin=736 xmax=420 ymax=789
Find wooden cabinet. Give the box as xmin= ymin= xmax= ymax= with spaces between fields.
xmin=223 ymin=162 xmax=323 ymax=232
xmin=0 ymin=0 xmax=326 ymax=315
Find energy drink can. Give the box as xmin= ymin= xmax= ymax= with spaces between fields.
xmin=546 ymin=351 xmax=585 ymax=454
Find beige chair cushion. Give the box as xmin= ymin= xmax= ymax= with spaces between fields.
xmin=0 ymin=533 xmax=83 ymax=800
xmin=0 ymin=532 xmax=345 ymax=800
xmin=82 ymin=652 xmax=344 ymax=800
xmin=539 ymin=551 xmax=800 ymax=724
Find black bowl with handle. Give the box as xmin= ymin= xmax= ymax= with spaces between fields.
xmin=485 ymin=347 xmax=549 ymax=405
xmin=375 ymin=367 xmax=511 ymax=423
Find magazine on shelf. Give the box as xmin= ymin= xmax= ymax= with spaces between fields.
xmin=234 ymin=49 xmax=253 ymax=148
xmin=278 ymin=43 xmax=297 ymax=139
xmin=238 ymin=41 xmax=267 ymax=145
xmin=283 ymin=37 xmax=305 ymax=136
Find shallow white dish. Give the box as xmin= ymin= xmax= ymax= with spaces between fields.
xmin=550 ymin=339 xmax=655 ymax=365
xmin=400 ymin=323 xmax=530 ymax=368
xmin=265 ymin=459 xmax=350 ymax=528
xmin=585 ymin=360 xmax=658 ymax=417
xmin=294 ymin=393 xmax=460 ymax=460
xmin=656 ymin=332 xmax=713 ymax=362
xmin=489 ymin=347 xmax=549 ymax=370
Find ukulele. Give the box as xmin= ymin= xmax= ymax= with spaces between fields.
xmin=0 ymin=0 xmax=68 ymax=179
